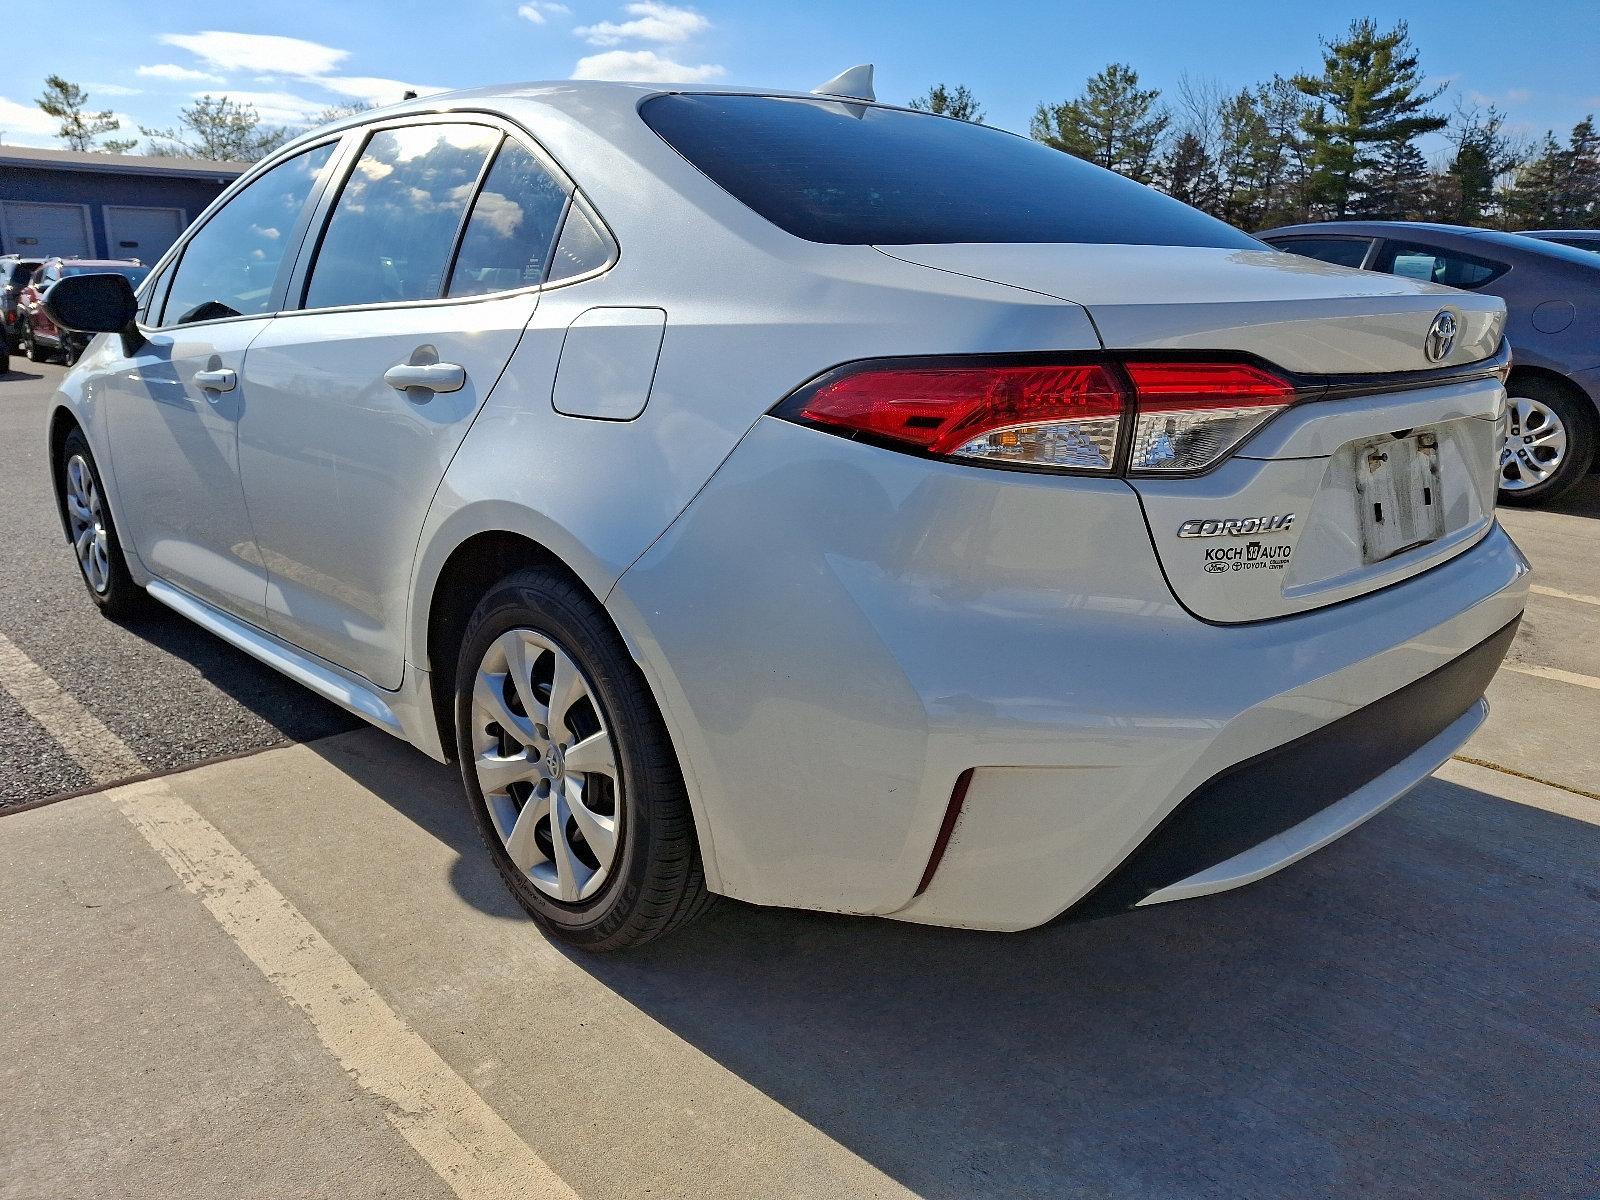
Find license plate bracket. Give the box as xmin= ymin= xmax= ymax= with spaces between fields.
xmin=1353 ymin=430 xmax=1446 ymax=564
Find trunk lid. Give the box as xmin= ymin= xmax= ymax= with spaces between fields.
xmin=882 ymin=242 xmax=1509 ymax=623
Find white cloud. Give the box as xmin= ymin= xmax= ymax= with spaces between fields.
xmin=310 ymin=75 xmax=450 ymax=106
xmin=0 ymin=95 xmax=61 ymax=144
xmin=517 ymin=1 xmax=570 ymax=24
xmin=160 ymin=31 xmax=349 ymax=77
xmin=87 ymin=83 xmax=143 ymax=97
xmin=575 ymin=3 xmax=709 ymax=46
xmin=138 ymin=63 xmax=226 ymax=85
xmin=197 ymin=89 xmax=328 ymax=124
xmin=571 ymin=49 xmax=724 ymax=83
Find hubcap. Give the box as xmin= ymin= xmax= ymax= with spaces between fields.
xmin=469 ymin=629 xmax=621 ymax=903
xmin=1499 ymin=395 xmax=1567 ymax=491
xmin=64 ymin=454 xmax=110 ymax=593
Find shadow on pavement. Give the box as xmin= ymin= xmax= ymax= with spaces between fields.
xmin=318 ymin=728 xmax=1600 ymax=1198
xmin=1521 ymin=472 xmax=1600 ymax=520
xmin=112 ymin=602 xmax=362 ymax=746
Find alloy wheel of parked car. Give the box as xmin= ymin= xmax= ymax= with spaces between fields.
xmin=471 ymin=627 xmax=623 ymax=903
xmin=1498 ymin=379 xmax=1595 ymax=506
xmin=455 ymin=567 xmax=713 ymax=950
xmin=57 ymin=429 xmax=143 ymax=616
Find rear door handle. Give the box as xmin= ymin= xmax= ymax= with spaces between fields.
xmin=194 ymin=368 xmax=236 ymax=393
xmin=384 ymin=362 xmax=466 ymax=395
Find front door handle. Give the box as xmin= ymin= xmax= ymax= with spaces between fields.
xmin=194 ymin=368 xmax=237 ymax=393
xmin=384 ymin=362 xmax=466 ymax=395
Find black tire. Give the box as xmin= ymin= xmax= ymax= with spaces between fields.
xmin=22 ymin=321 xmax=48 ymax=363
xmin=454 ymin=567 xmax=714 ymax=951
xmin=0 ymin=347 xmax=9 ymax=375
xmin=60 ymin=336 xmax=82 ymax=367
xmin=58 ymin=428 xmax=146 ymax=617
xmin=1497 ymin=377 xmax=1596 ymax=507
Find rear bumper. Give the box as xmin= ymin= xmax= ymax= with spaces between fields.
xmin=610 ymin=416 xmax=1530 ymax=926
xmin=1072 ymin=617 xmax=1516 ymax=917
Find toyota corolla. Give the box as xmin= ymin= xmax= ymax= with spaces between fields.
xmin=42 ymin=74 xmax=1528 ymax=950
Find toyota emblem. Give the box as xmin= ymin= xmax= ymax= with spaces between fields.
xmin=1425 ymin=311 xmax=1458 ymax=363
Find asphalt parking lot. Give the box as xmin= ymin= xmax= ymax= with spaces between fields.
xmin=2 ymin=360 xmax=1597 ymax=1198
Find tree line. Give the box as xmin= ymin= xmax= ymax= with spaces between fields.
xmin=27 ymin=75 xmax=370 ymax=162
xmin=21 ymin=20 xmax=1600 ymax=231
xmin=916 ymin=19 xmax=1597 ymax=232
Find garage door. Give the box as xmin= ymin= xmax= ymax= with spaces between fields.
xmin=0 ymin=201 xmax=92 ymax=257
xmin=104 ymin=205 xmax=186 ymax=262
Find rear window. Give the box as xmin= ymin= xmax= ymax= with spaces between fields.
xmin=641 ymin=94 xmax=1260 ymax=249
xmin=1373 ymin=242 xmax=1507 ymax=290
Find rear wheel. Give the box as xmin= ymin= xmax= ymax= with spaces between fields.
xmin=22 ymin=320 xmax=48 ymax=363
xmin=453 ymin=567 xmax=713 ymax=951
xmin=1497 ymin=378 xmax=1595 ymax=506
xmin=58 ymin=429 xmax=144 ymax=616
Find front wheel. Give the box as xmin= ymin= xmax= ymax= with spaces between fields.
xmin=1497 ymin=379 xmax=1596 ymax=507
xmin=58 ymin=429 xmax=145 ymax=616
xmin=453 ymin=567 xmax=713 ymax=951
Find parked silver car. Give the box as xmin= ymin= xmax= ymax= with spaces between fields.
xmin=1261 ymin=221 xmax=1600 ymax=505
xmin=43 ymin=81 xmax=1527 ymax=950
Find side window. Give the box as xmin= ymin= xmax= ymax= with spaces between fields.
xmin=162 ymin=143 xmax=335 ymax=325
xmin=1373 ymin=241 xmax=1507 ymax=290
xmin=446 ymin=141 xmax=570 ymax=297
xmin=547 ymin=202 xmax=617 ymax=284
xmin=303 ymin=124 xmax=498 ymax=310
xmin=1268 ymin=236 xmax=1373 ymax=270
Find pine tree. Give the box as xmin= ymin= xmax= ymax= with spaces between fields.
xmin=1160 ymin=130 xmax=1219 ymax=211
xmin=1361 ymin=138 xmax=1430 ymax=219
xmin=1433 ymin=105 xmax=1523 ymax=225
xmin=1214 ymin=78 xmax=1311 ymax=229
xmin=35 ymin=76 xmax=135 ymax=154
xmin=1293 ymin=20 xmax=1446 ymax=217
xmin=140 ymin=96 xmax=290 ymax=162
xmin=1500 ymin=117 xmax=1600 ymax=229
xmin=908 ymin=84 xmax=984 ymax=123
xmin=1032 ymin=63 xmax=1169 ymax=183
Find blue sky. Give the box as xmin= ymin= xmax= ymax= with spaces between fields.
xmin=3 ymin=1 xmax=1596 ymax=156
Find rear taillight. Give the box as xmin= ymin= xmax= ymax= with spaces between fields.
xmin=776 ymin=356 xmax=1295 ymax=476
xmin=1123 ymin=361 xmax=1294 ymax=472
xmin=787 ymin=362 xmax=1127 ymax=471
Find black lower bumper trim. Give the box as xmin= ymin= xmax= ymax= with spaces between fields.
xmin=1069 ymin=616 xmax=1520 ymax=919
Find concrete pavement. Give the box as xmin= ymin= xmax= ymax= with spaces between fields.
xmin=3 ymin=728 xmax=1597 ymax=1199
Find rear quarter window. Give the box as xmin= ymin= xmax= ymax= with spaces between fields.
xmin=641 ymin=93 xmax=1260 ymax=249
xmin=1374 ymin=241 xmax=1508 ymax=289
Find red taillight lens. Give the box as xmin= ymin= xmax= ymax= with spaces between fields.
xmin=1123 ymin=361 xmax=1293 ymax=473
xmin=792 ymin=362 xmax=1129 ymax=471
xmin=779 ymin=357 xmax=1296 ymax=475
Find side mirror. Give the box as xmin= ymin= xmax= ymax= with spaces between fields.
xmin=42 ymin=273 xmax=144 ymax=357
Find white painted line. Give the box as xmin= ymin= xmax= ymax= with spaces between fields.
xmin=112 ymin=774 xmax=580 ymax=1200
xmin=0 ymin=625 xmax=574 ymax=1197
xmin=0 ymin=628 xmax=143 ymax=783
xmin=1529 ymin=582 xmax=1600 ymax=608
xmin=1502 ymin=661 xmax=1600 ymax=693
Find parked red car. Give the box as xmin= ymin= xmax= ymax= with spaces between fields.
xmin=17 ymin=258 xmax=149 ymax=366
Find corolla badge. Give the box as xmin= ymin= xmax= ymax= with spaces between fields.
xmin=1425 ymin=310 xmax=1458 ymax=363
xmin=1177 ymin=514 xmax=1296 ymax=538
